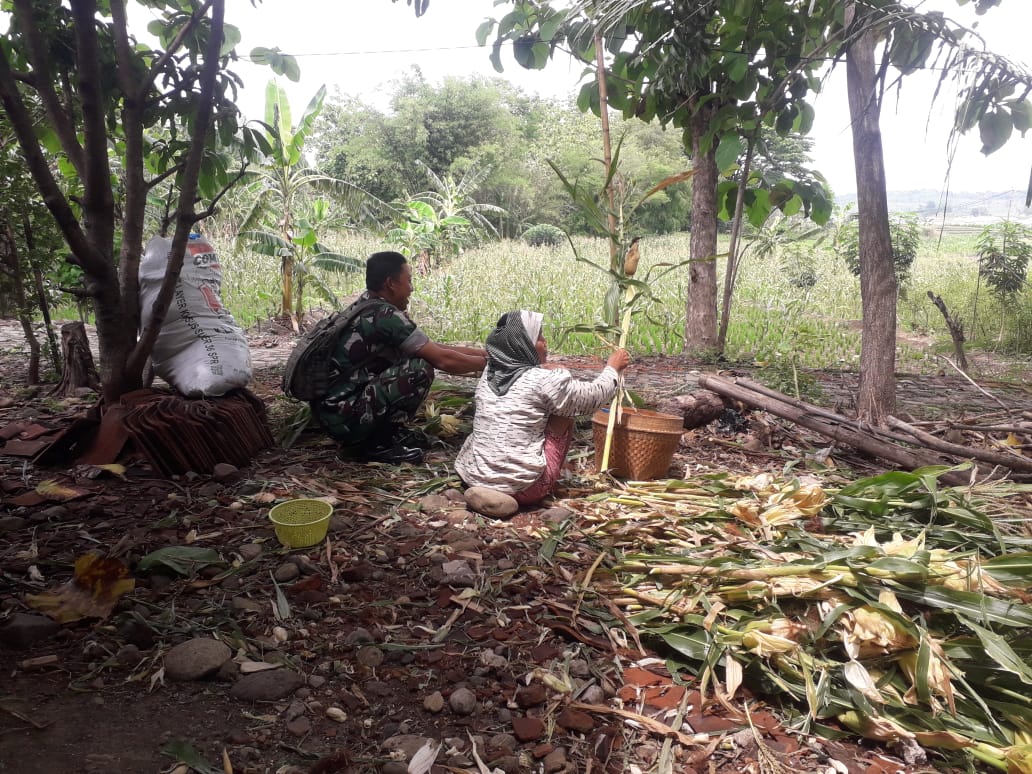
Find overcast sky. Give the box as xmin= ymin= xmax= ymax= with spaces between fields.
xmin=179 ymin=0 xmax=1032 ymax=198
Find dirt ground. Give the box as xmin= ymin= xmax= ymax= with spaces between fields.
xmin=1 ymin=319 xmax=1030 ymax=774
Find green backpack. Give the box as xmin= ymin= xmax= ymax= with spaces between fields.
xmin=281 ymin=297 xmax=381 ymax=401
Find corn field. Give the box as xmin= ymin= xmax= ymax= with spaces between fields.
xmin=211 ymin=230 xmax=1030 ymax=375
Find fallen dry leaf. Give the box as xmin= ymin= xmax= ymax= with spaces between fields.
xmin=26 ymin=553 xmax=135 ymax=623
xmin=36 ymin=479 xmax=89 ymax=502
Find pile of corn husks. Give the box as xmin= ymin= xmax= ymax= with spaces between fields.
xmin=581 ymin=468 xmax=1032 ymax=772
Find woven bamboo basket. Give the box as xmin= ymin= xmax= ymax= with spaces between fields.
xmin=269 ymin=499 xmax=332 ymax=549
xmin=592 ymin=408 xmax=683 ymax=480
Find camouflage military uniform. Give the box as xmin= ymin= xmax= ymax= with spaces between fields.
xmin=314 ymin=292 xmax=433 ymax=446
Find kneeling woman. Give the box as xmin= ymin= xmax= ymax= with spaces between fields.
xmin=455 ymin=311 xmax=629 ymax=506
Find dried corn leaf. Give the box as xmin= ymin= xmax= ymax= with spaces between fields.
xmin=26 ymin=553 xmax=134 ymax=623
xmin=35 ymin=479 xmax=88 ymax=501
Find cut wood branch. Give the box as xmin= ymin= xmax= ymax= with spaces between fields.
xmin=888 ymin=416 xmax=1032 ymax=473
xmin=937 ymin=355 xmax=1013 ymax=416
xmin=696 ymin=374 xmax=1026 ymax=485
xmin=735 ymin=378 xmax=926 ymax=449
xmin=949 ymin=424 xmax=1032 ymax=435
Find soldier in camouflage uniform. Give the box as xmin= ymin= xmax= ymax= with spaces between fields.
xmin=314 ymin=251 xmax=487 ymax=463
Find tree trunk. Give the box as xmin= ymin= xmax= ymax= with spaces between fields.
xmin=716 ymin=136 xmax=756 ymax=354
xmin=1 ymin=0 xmax=229 ymax=404
xmin=51 ymin=321 xmax=100 ymax=396
xmin=416 ymin=249 xmax=432 ymax=276
xmin=18 ymin=314 xmax=41 ymax=385
xmin=281 ymin=253 xmax=294 ymax=316
xmin=684 ymin=104 xmax=719 ymax=355
xmin=846 ymin=4 xmax=897 ymax=425
xmin=24 ymin=216 xmax=61 ymax=374
xmin=0 ymin=225 xmax=41 ymax=383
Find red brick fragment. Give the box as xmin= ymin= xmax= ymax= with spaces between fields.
xmin=556 ymin=707 xmax=594 ymax=734
xmin=512 ymin=715 xmax=545 ymax=742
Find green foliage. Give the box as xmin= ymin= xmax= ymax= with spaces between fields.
xmin=835 ymin=212 xmax=921 ymax=287
xmin=522 ymin=224 xmax=565 ymax=247
xmin=237 ymin=82 xmax=384 ymax=316
xmin=410 ymin=162 xmax=505 ymax=252
xmin=742 ymin=213 xmax=827 ymax=289
xmin=312 ymin=73 xmax=527 ymax=218
xmin=239 ymin=198 xmax=363 ymax=312
xmin=977 ymin=220 xmax=1032 ymax=298
xmin=481 ymin=1 xmax=835 ymax=230
xmin=546 ymin=140 xmax=696 ymax=349
xmin=0 ymin=123 xmax=66 ymax=310
xmin=781 ymin=248 xmax=819 ymax=290
xmin=309 ymin=79 xmax=698 ymax=239
xmin=718 ymin=132 xmax=834 ymax=228
xmin=1000 ymin=289 xmax=1032 ymax=353
xmin=384 ymin=161 xmax=505 ymax=267
xmin=385 ymin=200 xmax=473 ymax=264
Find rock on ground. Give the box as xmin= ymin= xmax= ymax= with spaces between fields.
xmin=463 ymin=486 xmax=519 ymax=518
xmin=163 ymin=638 xmax=231 ymax=681
xmin=0 ymin=613 xmax=61 ymax=649
xmin=229 ymin=668 xmax=304 ymax=701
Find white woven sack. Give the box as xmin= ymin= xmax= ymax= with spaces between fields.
xmin=139 ymin=235 xmax=252 ymax=397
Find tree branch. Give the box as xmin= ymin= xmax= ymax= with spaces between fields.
xmin=128 ymin=0 xmax=225 ymax=377
xmin=72 ymin=0 xmax=116 ymax=259
xmin=138 ymin=0 xmax=217 ymax=102
xmin=110 ymin=0 xmax=147 ymax=336
xmin=193 ymin=164 xmax=250 ymax=221
xmin=926 ymin=290 xmax=967 ymax=371
xmin=145 ymin=163 xmax=186 ymax=192
xmin=0 ymin=47 xmax=101 ymax=275
xmin=58 ymin=285 xmax=95 ymax=299
xmin=10 ymin=0 xmax=86 ymax=176
xmin=937 ymin=354 xmax=1013 ymax=417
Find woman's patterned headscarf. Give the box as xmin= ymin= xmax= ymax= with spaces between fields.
xmin=485 ymin=310 xmax=544 ymax=396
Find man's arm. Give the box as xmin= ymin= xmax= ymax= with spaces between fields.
xmin=448 ymin=344 xmax=488 ymax=357
xmin=416 ymin=341 xmax=487 ymax=375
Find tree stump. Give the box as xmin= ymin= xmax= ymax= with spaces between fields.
xmin=655 ymin=391 xmax=729 ymax=429
xmin=50 ymin=321 xmax=100 ymax=396
xmin=927 ymin=290 xmax=968 ymax=371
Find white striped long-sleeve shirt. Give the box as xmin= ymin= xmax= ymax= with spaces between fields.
xmin=454 ymin=365 xmax=619 ymax=493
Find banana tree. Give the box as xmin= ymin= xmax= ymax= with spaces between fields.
xmin=385 ymin=200 xmax=473 ymax=274
xmin=237 ymin=81 xmax=389 ymax=323
xmin=238 ymin=198 xmax=363 ymax=316
xmin=386 ymin=162 xmax=506 ymax=273
xmin=414 ymin=162 xmax=505 ymax=240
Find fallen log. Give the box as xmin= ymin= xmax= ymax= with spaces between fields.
xmin=697 ymin=374 xmax=975 ymax=486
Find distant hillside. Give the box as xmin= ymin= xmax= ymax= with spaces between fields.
xmin=835 ymin=189 xmax=1032 ymax=222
